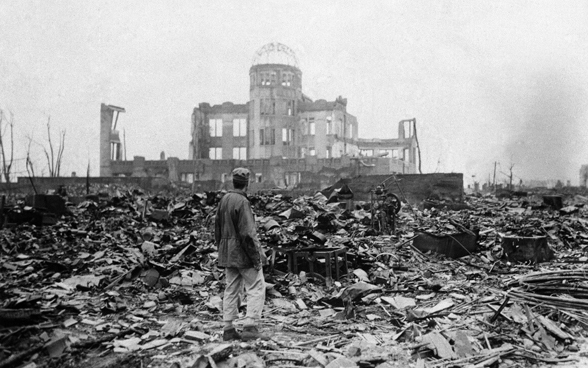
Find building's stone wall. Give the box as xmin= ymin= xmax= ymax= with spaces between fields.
xmin=339 ymin=173 xmax=464 ymax=203
xmin=107 ymin=155 xmax=424 ymax=191
xmin=99 ymin=104 xmax=114 ymax=176
xmin=580 ymin=165 xmax=588 ymax=187
xmin=102 ymin=45 xmax=421 ymax=190
xmin=7 ymin=172 xmax=463 ymax=206
xmin=7 ymin=176 xmax=153 ymax=194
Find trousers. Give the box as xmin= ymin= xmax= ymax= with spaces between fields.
xmin=223 ymin=267 xmax=266 ymax=325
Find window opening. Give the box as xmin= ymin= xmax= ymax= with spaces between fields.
xmin=233 ymin=118 xmax=247 ymax=137
xmin=260 ymin=128 xmax=275 ymax=145
xmin=210 ymin=118 xmax=222 ymax=137
xmin=209 ymin=147 xmax=222 ymax=159
xmin=233 ymin=147 xmax=247 ymax=159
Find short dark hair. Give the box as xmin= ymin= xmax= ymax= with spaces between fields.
xmin=233 ymin=181 xmax=247 ymax=190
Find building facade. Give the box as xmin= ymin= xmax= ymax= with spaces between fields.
xmin=99 ymin=104 xmax=126 ymax=177
xmin=189 ymin=44 xmax=363 ymax=163
xmin=357 ymin=118 xmax=418 ymax=174
xmin=101 ymin=43 xmax=419 ymax=188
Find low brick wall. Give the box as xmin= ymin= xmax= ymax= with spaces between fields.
xmin=2 ymin=177 xmax=154 ymax=195
xmin=334 ymin=173 xmax=464 ymax=203
xmin=257 ymin=173 xmax=463 ymax=204
xmin=3 ymin=173 xmax=463 ymax=205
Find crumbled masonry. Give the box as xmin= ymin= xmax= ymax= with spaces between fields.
xmin=1 ymin=185 xmax=588 ymax=367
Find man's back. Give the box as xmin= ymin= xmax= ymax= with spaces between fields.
xmin=215 ymin=190 xmax=260 ymax=269
xmin=218 ymin=167 xmax=269 ymax=342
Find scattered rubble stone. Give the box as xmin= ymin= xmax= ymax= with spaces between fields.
xmin=1 ymin=185 xmax=588 ymax=367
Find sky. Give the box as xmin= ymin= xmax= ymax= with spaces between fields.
xmin=1 ymin=1 xmax=587 ymax=185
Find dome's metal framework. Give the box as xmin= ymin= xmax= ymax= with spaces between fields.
xmin=252 ymin=43 xmax=299 ymax=68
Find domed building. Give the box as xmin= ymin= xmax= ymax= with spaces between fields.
xmin=190 ymin=43 xmax=361 ymax=163
xmin=102 ymin=43 xmax=418 ymax=189
xmin=187 ymin=43 xmax=417 ymax=186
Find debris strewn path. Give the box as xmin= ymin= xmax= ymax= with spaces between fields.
xmin=2 ymin=186 xmax=588 ymax=367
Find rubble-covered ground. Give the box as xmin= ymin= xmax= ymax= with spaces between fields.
xmin=2 ymin=184 xmax=588 ymax=368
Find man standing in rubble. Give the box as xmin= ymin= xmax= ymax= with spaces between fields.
xmin=215 ymin=167 xmax=269 ymax=341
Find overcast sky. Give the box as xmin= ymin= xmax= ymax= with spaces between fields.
xmin=1 ymin=1 xmax=587 ymax=185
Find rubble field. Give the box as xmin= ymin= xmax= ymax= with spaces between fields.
xmin=2 ymin=184 xmax=588 ymax=368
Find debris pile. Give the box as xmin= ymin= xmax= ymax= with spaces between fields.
xmin=1 ymin=187 xmax=588 ymax=367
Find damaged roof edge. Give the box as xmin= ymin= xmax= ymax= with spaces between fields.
xmin=106 ymin=105 xmax=126 ymax=113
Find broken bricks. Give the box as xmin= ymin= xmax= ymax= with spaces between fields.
xmin=269 ymin=246 xmax=349 ymax=284
xmin=501 ymin=235 xmax=555 ymax=262
xmin=1 ymin=184 xmax=588 ymax=368
xmin=412 ymin=231 xmax=478 ymax=259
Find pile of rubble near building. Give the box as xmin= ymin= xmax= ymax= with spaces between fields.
xmin=2 ymin=184 xmax=588 ymax=368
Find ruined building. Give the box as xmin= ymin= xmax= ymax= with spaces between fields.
xmin=99 ymin=104 xmax=126 ymax=177
xmin=190 ymin=44 xmax=361 ymax=161
xmin=580 ymin=165 xmax=588 ymax=187
xmin=101 ymin=43 xmax=419 ymax=190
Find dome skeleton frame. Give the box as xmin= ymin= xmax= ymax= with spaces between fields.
xmin=252 ymin=43 xmax=299 ymax=68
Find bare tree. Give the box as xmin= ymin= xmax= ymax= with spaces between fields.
xmin=0 ymin=110 xmax=14 ymax=182
xmin=499 ymin=162 xmax=515 ymax=190
xmin=25 ymin=136 xmax=37 ymax=194
xmin=42 ymin=117 xmax=66 ymax=177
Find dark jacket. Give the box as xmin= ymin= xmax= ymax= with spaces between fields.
xmin=215 ymin=190 xmax=261 ymax=268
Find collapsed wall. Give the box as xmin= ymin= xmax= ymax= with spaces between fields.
xmin=10 ymin=173 xmax=463 ymax=204
xmin=339 ymin=173 xmax=464 ymax=203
